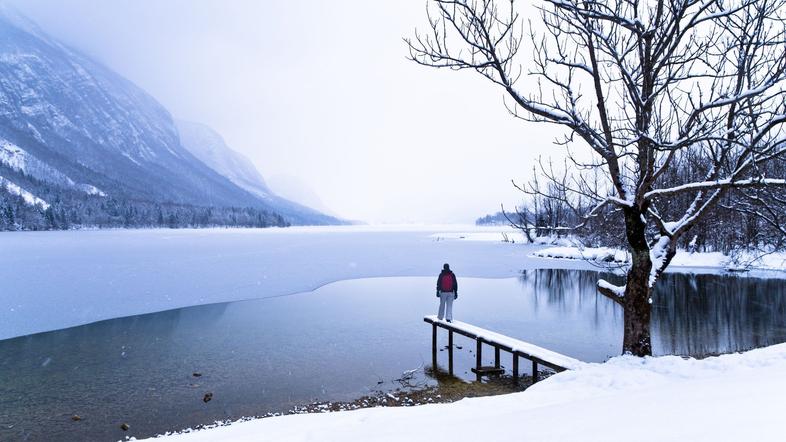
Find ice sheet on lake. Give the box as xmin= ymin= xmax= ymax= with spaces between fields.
xmin=1 ymin=226 xmax=593 ymax=340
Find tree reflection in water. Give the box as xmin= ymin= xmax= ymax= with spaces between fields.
xmin=653 ymin=274 xmax=786 ymax=357
xmin=520 ymin=269 xmax=786 ymax=357
xmin=520 ymin=268 xmax=623 ymax=331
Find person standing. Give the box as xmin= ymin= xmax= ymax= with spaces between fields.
xmin=436 ymin=263 xmax=458 ymax=322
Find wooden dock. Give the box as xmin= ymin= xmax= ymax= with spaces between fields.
xmin=424 ymin=315 xmax=582 ymax=383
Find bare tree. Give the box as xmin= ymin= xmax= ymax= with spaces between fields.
xmin=407 ymin=0 xmax=786 ymax=356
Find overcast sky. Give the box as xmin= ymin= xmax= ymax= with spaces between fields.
xmin=8 ymin=0 xmax=565 ymax=224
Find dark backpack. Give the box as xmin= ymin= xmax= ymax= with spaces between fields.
xmin=439 ymin=272 xmax=454 ymax=292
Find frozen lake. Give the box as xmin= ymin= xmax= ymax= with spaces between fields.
xmin=2 ymin=271 xmax=785 ymax=441
xmin=2 ymin=227 xmax=786 ymax=441
xmin=0 ymin=226 xmax=579 ymax=340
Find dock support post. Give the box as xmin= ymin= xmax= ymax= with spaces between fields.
xmin=432 ymin=323 xmax=437 ymax=368
xmin=513 ymin=354 xmax=519 ymax=383
xmin=448 ymin=330 xmax=454 ymax=375
xmin=475 ymin=338 xmax=482 ymax=381
xmin=532 ymin=360 xmax=539 ymax=383
xmin=494 ymin=347 xmax=500 ymax=369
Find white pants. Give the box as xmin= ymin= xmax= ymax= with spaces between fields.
xmin=437 ymin=291 xmax=454 ymax=321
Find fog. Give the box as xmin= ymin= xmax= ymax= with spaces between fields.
xmin=7 ymin=0 xmax=564 ymax=223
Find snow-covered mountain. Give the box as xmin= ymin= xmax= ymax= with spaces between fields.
xmin=0 ymin=10 xmax=338 ymax=229
xmin=267 ymin=173 xmax=337 ymax=216
xmin=176 ymin=120 xmax=341 ymax=225
xmin=176 ymin=120 xmax=272 ymax=200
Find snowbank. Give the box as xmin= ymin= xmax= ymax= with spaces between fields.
xmin=533 ymin=246 xmax=786 ymax=271
xmin=151 ymin=343 xmax=786 ymax=441
xmin=533 ymin=246 xmax=629 ymax=264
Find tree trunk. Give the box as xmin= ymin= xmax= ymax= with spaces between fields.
xmin=622 ymin=207 xmax=653 ymax=356
xmin=622 ymin=262 xmax=653 ymax=356
xmin=523 ymin=226 xmax=534 ymax=243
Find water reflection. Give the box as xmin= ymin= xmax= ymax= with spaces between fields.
xmin=519 ymin=269 xmax=786 ymax=357
xmin=653 ymin=274 xmax=786 ymax=356
xmin=0 ymin=271 xmax=784 ymax=441
xmin=520 ymin=269 xmax=623 ymax=330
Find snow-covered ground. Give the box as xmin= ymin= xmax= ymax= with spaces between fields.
xmin=151 ymin=342 xmax=786 ymax=442
xmin=534 ymin=245 xmax=786 ymax=272
xmin=533 ymin=245 xmax=630 ymax=264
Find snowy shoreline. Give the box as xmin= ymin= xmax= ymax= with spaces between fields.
xmin=149 ymin=343 xmax=786 ymax=441
xmin=532 ymin=245 xmax=786 ymax=273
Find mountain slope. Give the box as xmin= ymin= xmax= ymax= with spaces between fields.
xmin=0 ymin=12 xmax=258 ymax=207
xmin=0 ymin=10 xmax=335 ymax=229
xmin=175 ymin=120 xmax=272 ymax=200
xmin=176 ymin=120 xmax=343 ymax=225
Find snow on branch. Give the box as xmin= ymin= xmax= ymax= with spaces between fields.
xmin=645 ymin=178 xmax=786 ymax=199
xmin=544 ymin=0 xmax=642 ymax=33
xmin=649 ymin=236 xmax=673 ymax=288
xmin=597 ymin=279 xmax=625 ymax=304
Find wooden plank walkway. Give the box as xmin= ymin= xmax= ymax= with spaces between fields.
xmin=424 ymin=315 xmax=582 ymax=383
